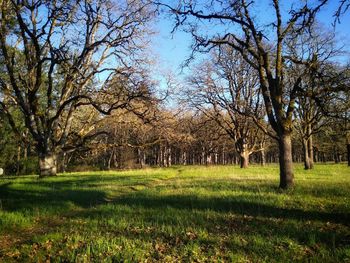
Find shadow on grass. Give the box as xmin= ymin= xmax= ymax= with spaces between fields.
xmin=62 ymin=193 xmax=349 ymax=257
xmin=0 ymin=177 xmax=349 ymax=262
xmin=0 ymin=176 xmax=349 ymax=225
xmin=0 ymin=172 xmax=165 ymax=211
xmin=0 ymin=182 xmax=107 ymax=211
xmin=113 ymin=193 xmax=349 ymax=225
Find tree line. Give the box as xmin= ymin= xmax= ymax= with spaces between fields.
xmin=1 ymin=98 xmax=348 ymax=172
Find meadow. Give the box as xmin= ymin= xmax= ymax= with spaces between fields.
xmin=0 ymin=164 xmax=349 ymax=262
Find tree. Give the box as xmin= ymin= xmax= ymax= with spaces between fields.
xmin=186 ymin=47 xmax=266 ymax=168
xmin=287 ymin=25 xmax=341 ymax=170
xmin=0 ymin=0 xmax=154 ymax=177
xmin=335 ymin=0 xmax=350 ymax=22
xmin=162 ymin=0 xmax=334 ymax=188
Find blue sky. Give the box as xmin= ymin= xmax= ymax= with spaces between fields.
xmin=152 ymin=0 xmax=350 ymax=79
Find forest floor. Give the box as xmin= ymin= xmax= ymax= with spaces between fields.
xmin=0 ymin=164 xmax=349 ymax=262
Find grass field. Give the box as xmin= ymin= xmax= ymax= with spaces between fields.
xmin=0 ymin=164 xmax=349 ymax=262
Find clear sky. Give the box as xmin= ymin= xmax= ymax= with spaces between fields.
xmin=151 ymin=0 xmax=350 ymax=80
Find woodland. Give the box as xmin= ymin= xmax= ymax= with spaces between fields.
xmin=0 ymin=0 xmax=350 ymax=261
xmin=0 ymin=0 xmax=349 ymax=188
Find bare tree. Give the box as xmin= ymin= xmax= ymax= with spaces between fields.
xmin=186 ymin=47 xmax=266 ymax=168
xmin=334 ymin=0 xmax=350 ymax=22
xmin=286 ymin=25 xmax=342 ymax=169
xmin=0 ymin=0 xmax=154 ymax=176
xmin=161 ymin=0 xmax=333 ymax=188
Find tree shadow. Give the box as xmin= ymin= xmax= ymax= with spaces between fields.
xmin=0 ymin=177 xmax=349 ymax=262
xmin=1 ymin=174 xmax=349 ymax=225
xmin=0 ymin=182 xmax=107 ymax=211
xmin=61 ymin=192 xmax=350 ymax=258
xmin=110 ymin=192 xmax=349 ymax=225
xmin=0 ymin=172 xmax=168 ymax=212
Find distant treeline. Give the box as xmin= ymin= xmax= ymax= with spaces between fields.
xmin=1 ymin=111 xmax=347 ymax=175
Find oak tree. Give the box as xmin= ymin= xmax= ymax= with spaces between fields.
xmin=162 ymin=0 xmax=330 ymax=188
xmin=0 ymin=0 xmax=154 ymax=176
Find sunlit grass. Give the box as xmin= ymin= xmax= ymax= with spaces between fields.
xmin=0 ymin=164 xmax=349 ymax=262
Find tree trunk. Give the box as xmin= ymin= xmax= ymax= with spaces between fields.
xmin=201 ymin=147 xmax=205 ymax=165
xmin=314 ymin=148 xmax=318 ymax=163
xmin=278 ymin=134 xmax=294 ymax=189
xmin=222 ymin=148 xmax=226 ymax=165
xmin=61 ymin=152 xmax=67 ymax=173
xmin=302 ymin=139 xmax=311 ymax=170
xmin=23 ymin=145 xmax=28 ymax=175
xmin=182 ymin=151 xmax=187 ymax=165
xmin=39 ymin=152 xmax=57 ymax=177
xmin=334 ymin=147 xmax=339 ymax=163
xmin=107 ymin=148 xmax=114 ymax=170
xmin=159 ymin=146 xmax=163 ymax=167
xmin=240 ymin=151 xmax=249 ymax=168
xmin=206 ymin=153 xmax=212 ymax=165
xmin=308 ymin=134 xmax=314 ymax=169
xmin=260 ymin=148 xmax=265 ymax=166
xmin=16 ymin=145 xmax=21 ymax=175
xmin=138 ymin=148 xmax=145 ymax=168
xmin=166 ymin=146 xmax=171 ymax=167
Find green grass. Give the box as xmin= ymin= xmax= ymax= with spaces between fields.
xmin=0 ymin=164 xmax=349 ymax=262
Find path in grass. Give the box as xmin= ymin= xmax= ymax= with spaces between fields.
xmin=0 ymin=164 xmax=349 ymax=262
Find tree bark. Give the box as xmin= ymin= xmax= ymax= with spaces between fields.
xmin=240 ymin=151 xmax=249 ymax=168
xmin=302 ymin=139 xmax=311 ymax=170
xmin=347 ymin=143 xmax=350 ymax=166
xmin=166 ymin=146 xmax=171 ymax=167
xmin=334 ymin=147 xmax=340 ymax=163
xmin=278 ymin=134 xmax=294 ymax=189
xmin=260 ymin=148 xmax=265 ymax=166
xmin=138 ymin=148 xmax=145 ymax=168
xmin=236 ymin=139 xmax=250 ymax=168
xmin=39 ymin=152 xmax=57 ymax=177
xmin=16 ymin=145 xmax=21 ymax=175
xmin=61 ymin=152 xmax=67 ymax=173
xmin=308 ymin=134 xmax=314 ymax=169
xmin=182 ymin=151 xmax=187 ymax=165
xmin=107 ymin=148 xmax=114 ymax=170
xmin=206 ymin=153 xmax=212 ymax=165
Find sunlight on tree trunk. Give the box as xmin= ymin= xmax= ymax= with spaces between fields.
xmin=39 ymin=153 xmax=57 ymax=177
xmin=240 ymin=152 xmax=249 ymax=168
xmin=308 ymin=134 xmax=314 ymax=169
xmin=279 ymin=134 xmax=294 ymax=189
